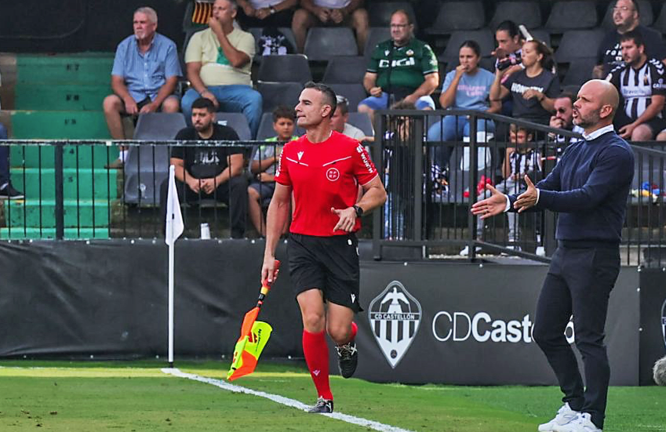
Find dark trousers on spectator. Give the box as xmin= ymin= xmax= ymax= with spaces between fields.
xmin=160 ymin=176 xmax=248 ymax=238
xmin=532 ymin=242 xmax=620 ymax=430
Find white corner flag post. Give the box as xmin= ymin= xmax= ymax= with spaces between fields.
xmin=165 ymin=165 xmax=184 ymax=368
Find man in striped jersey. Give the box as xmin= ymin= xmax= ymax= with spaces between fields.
xmin=606 ymin=30 xmax=666 ymax=141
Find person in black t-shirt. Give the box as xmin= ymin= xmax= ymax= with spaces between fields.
xmin=160 ymin=97 xmax=248 ymax=238
xmin=490 ymin=39 xmax=560 ymax=125
xmin=594 ymin=0 xmax=666 ymax=78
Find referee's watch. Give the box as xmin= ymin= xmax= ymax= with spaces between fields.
xmin=353 ymin=205 xmax=364 ymax=218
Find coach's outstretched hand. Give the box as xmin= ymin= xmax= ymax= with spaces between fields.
xmin=331 ymin=207 xmax=356 ymax=232
xmin=471 ymin=184 xmax=506 ymax=219
xmin=514 ymin=175 xmax=538 ymax=213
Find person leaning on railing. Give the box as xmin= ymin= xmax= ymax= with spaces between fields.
xmin=426 ymin=39 xmax=500 ymax=184
xmin=490 ymin=39 xmax=560 ymax=126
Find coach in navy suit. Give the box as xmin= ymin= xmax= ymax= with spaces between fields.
xmin=472 ymin=80 xmax=634 ymax=432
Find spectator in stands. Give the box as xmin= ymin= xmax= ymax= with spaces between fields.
xmin=331 ymin=95 xmax=369 ymax=142
xmin=0 ymin=122 xmax=24 ymax=200
xmin=103 ymin=7 xmax=181 ymax=169
xmin=493 ymin=20 xmax=525 ymax=80
xmin=248 ymin=105 xmax=298 ymax=236
xmin=549 ymin=91 xmax=585 ymax=143
xmin=160 ymin=97 xmax=248 ymax=239
xmin=358 ymin=9 xmax=438 ymax=121
xmin=461 ymin=123 xmax=541 ymax=256
xmin=236 ymin=0 xmax=297 ymax=29
xmin=490 ymin=39 xmax=560 ymax=125
xmin=493 ymin=20 xmax=526 ymax=117
xmin=182 ymin=0 xmax=262 ymax=138
xmin=594 ymin=0 xmax=666 ymax=78
xmin=383 ymin=100 xmax=417 ymax=240
xmin=606 ymin=30 xmax=666 ymax=141
xmin=427 ymin=40 xmax=499 ymax=181
xmin=291 ymin=0 xmax=368 ymax=55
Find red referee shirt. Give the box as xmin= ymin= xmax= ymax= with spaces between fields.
xmin=275 ymin=131 xmax=378 ymax=236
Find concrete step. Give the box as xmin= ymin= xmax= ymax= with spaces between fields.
xmin=0 ymin=227 xmax=109 ymax=240
xmin=9 ymin=168 xmax=118 ymax=200
xmin=1 ymin=110 xmax=111 ymax=139
xmin=12 ymin=83 xmax=111 ymax=111
xmin=3 ymin=199 xmax=111 ymax=228
xmin=10 ymin=144 xmax=120 ymax=169
xmin=0 ymin=52 xmax=113 ymax=86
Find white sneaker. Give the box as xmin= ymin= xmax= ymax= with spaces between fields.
xmin=459 ymin=245 xmax=481 ymax=256
xmin=553 ymin=413 xmax=602 ymax=432
xmin=538 ymin=403 xmax=580 ymax=431
xmin=536 ymin=246 xmax=546 ymax=256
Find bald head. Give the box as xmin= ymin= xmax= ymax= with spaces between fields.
xmin=573 ymin=79 xmax=620 ymax=133
xmin=583 ymin=79 xmax=619 ymax=111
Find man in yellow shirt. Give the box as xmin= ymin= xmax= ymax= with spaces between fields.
xmin=183 ymin=0 xmax=262 ymax=137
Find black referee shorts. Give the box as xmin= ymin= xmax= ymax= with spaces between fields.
xmin=287 ymin=233 xmax=362 ymax=313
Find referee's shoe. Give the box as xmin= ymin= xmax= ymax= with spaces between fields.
xmin=307 ymin=397 xmax=333 ymax=413
xmin=336 ymin=339 xmax=358 ymax=378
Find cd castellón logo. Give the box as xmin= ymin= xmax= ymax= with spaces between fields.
xmin=368 ymin=281 xmax=422 ymax=369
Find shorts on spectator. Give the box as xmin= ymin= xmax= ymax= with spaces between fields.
xmin=358 ymin=93 xmax=435 ymax=111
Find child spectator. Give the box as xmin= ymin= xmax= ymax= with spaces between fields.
xmin=461 ymin=124 xmax=542 ymax=255
xmin=248 ymin=106 xmax=298 ymax=236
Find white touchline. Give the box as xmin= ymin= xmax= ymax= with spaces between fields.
xmin=162 ymin=368 xmax=415 ymax=432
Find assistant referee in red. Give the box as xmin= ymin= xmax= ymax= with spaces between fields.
xmin=261 ymin=82 xmax=387 ymax=413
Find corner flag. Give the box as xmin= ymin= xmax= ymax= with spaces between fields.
xmin=165 ymin=165 xmax=184 ymax=246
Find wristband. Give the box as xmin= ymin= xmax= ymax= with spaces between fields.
xmin=269 ymin=5 xmax=276 ymax=14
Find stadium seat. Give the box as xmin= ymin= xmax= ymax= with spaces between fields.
xmin=489 ymin=2 xmax=542 ymax=30
xmin=544 ymin=1 xmax=598 ymax=31
xmin=347 ymin=112 xmax=374 ymax=137
xmin=426 ymin=1 xmax=485 ymax=35
xmin=562 ymin=57 xmax=597 ymax=86
xmin=364 ymin=27 xmax=391 ymax=58
xmin=256 ymin=113 xmax=276 ymax=141
xmin=249 ymin=27 xmax=297 ymax=60
xmin=125 ymin=113 xmax=187 ymax=205
xmin=322 ymin=56 xmax=367 ymax=84
xmin=328 ymin=84 xmax=366 ymax=113
xmin=555 ymin=29 xmax=606 ymax=63
xmin=257 ymin=55 xmax=312 ymax=84
xmin=304 ymin=28 xmax=358 ymax=60
xmin=215 ymin=112 xmax=251 ymax=141
xmin=257 ymin=81 xmax=302 ymax=112
xmin=602 ymin=0 xmax=653 ymax=29
xmin=652 ymin=4 xmax=666 ymax=34
xmin=438 ymin=29 xmax=495 ymax=64
xmin=528 ymin=28 xmax=552 ymax=49
xmin=257 ymin=112 xmax=303 ymax=141
xmin=367 ymin=2 xmax=417 ymax=28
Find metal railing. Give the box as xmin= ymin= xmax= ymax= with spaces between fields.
xmin=371 ymin=109 xmax=666 ymax=266
xmin=0 ymin=139 xmax=281 ymax=240
xmin=3 ymin=122 xmax=666 ymax=267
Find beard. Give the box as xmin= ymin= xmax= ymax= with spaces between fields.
xmin=573 ymin=110 xmax=600 ymax=129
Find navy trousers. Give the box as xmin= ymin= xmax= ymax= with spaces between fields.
xmin=532 ymin=242 xmax=620 ymax=430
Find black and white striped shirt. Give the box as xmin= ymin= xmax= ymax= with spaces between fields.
xmin=607 ymin=58 xmax=666 ymax=120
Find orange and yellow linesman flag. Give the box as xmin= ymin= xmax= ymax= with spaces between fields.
xmin=227 ymin=260 xmax=280 ymax=381
xmin=191 ymin=1 xmax=213 ymax=24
